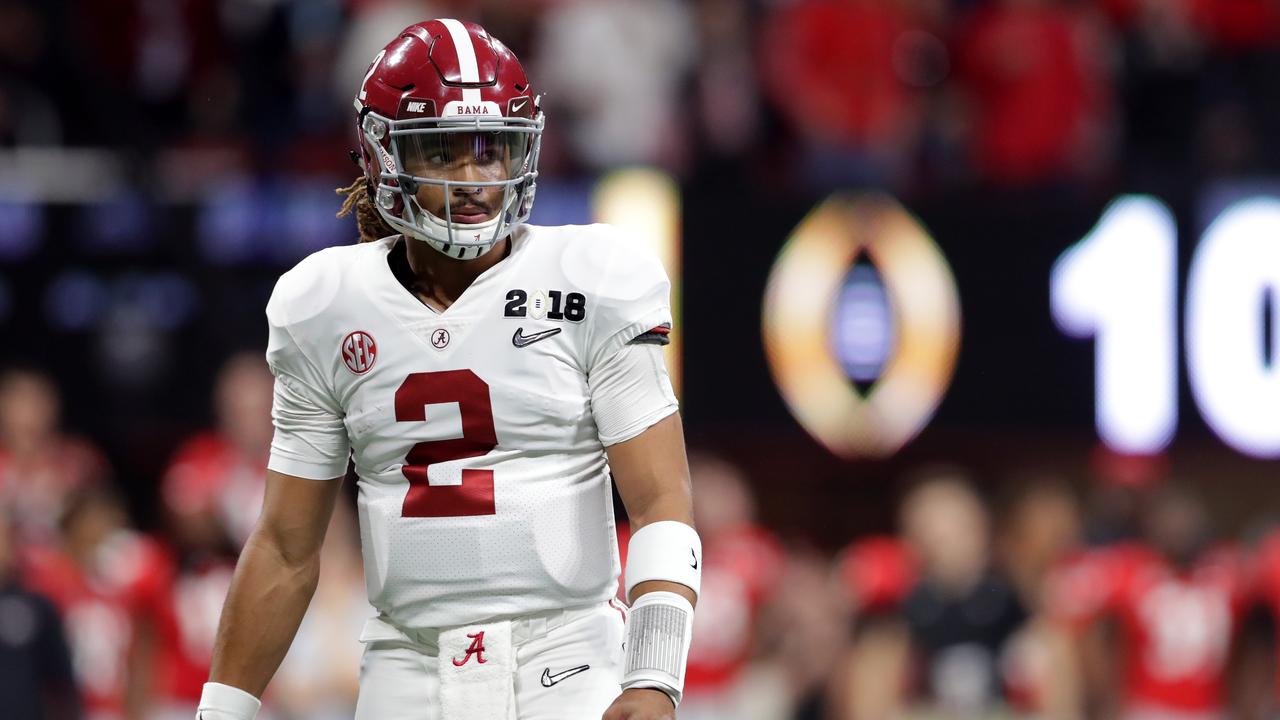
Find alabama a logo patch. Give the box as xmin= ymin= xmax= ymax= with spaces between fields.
xmin=452 ymin=631 xmax=487 ymax=666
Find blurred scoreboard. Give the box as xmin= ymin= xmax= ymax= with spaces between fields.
xmin=682 ymin=181 xmax=1280 ymax=463
xmin=1052 ymin=193 xmax=1280 ymax=459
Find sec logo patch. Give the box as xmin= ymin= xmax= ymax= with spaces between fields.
xmin=342 ymin=331 xmax=377 ymax=374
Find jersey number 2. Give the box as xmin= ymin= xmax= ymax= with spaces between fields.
xmin=395 ymin=370 xmax=497 ymax=518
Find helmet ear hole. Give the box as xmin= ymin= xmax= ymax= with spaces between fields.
xmin=400 ymin=177 xmax=419 ymax=195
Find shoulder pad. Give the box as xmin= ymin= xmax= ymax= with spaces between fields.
xmin=266 ymin=245 xmax=361 ymax=327
xmin=557 ymin=224 xmax=668 ymax=303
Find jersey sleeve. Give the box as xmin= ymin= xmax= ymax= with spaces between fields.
xmin=588 ymin=343 xmax=678 ymax=446
xmin=265 ymin=272 xmax=350 ymax=480
xmin=583 ymin=229 xmax=674 ymax=372
xmin=581 ymin=228 xmax=678 ymax=445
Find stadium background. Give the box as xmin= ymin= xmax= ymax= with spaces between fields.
xmin=1 ymin=0 xmax=1279 ymax=718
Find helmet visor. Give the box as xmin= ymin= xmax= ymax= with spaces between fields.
xmin=398 ymin=130 xmax=533 ymax=184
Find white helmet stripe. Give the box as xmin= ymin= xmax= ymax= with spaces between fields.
xmin=438 ymin=18 xmax=483 ymax=105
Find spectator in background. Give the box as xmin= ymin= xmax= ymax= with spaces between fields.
xmin=759 ymin=0 xmax=937 ymax=190
xmin=1244 ymin=525 xmax=1280 ymax=718
xmin=831 ymin=534 xmax=917 ymax=720
xmin=954 ymin=0 xmax=1115 ymax=187
xmin=898 ymin=470 xmax=1026 ymax=716
xmin=678 ymin=453 xmax=784 ymax=720
xmin=271 ymin=500 xmax=368 ymax=720
xmin=71 ymin=0 xmax=227 ymax=147
xmin=1093 ymin=0 xmax=1211 ymax=184
xmin=162 ymin=352 xmax=274 ymax=549
xmin=149 ymin=352 xmax=273 ymax=716
xmin=1044 ymin=484 xmax=1248 ymax=720
xmin=333 ymin=0 xmax=445 ymax=117
xmin=999 ymin=480 xmax=1083 ymax=609
xmin=150 ymin=536 xmax=235 ymax=720
xmin=755 ymin=548 xmax=850 ymax=720
xmin=0 ymin=510 xmax=80 ymax=720
xmin=0 ymin=368 xmax=110 ymax=546
xmin=995 ymin=480 xmax=1084 ymax=715
xmin=533 ymin=0 xmax=696 ymax=173
xmin=22 ymin=485 xmax=171 ymax=720
xmin=692 ymin=0 xmax=763 ymax=162
xmin=834 ymin=468 xmax=1026 ymax=719
xmin=1190 ymin=0 xmax=1280 ymax=177
xmin=0 ymin=0 xmax=65 ymax=146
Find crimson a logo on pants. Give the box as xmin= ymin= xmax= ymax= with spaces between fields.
xmin=452 ymin=631 xmax=487 ymax=666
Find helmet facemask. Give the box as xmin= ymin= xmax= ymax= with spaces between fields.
xmin=363 ymin=111 xmax=543 ymax=260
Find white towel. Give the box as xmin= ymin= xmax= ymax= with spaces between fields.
xmin=438 ymin=620 xmax=515 ymax=720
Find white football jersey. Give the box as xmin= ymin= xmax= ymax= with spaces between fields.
xmin=263 ymin=223 xmax=677 ymax=630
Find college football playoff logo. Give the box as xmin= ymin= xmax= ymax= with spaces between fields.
xmin=763 ymin=194 xmax=960 ymax=458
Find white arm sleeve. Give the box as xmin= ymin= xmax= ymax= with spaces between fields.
xmin=265 ymin=320 xmax=350 ymax=481
xmin=589 ymin=342 xmax=678 ymax=447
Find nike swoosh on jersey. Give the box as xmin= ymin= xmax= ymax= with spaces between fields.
xmin=513 ymin=327 xmax=562 ymax=348
xmin=541 ymin=665 xmax=590 ymax=687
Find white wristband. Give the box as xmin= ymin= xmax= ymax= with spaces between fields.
xmin=624 ymin=520 xmax=701 ymax=600
xmin=621 ymin=590 xmax=694 ymax=707
xmin=197 ymin=682 xmax=261 ymax=720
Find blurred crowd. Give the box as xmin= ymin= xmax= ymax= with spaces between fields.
xmin=2 ymin=0 xmax=1279 ymax=199
xmin=673 ymin=457 xmax=1280 ymax=720
xmin=7 ymin=352 xmax=1280 ymax=719
xmin=0 ymin=357 xmax=367 ymax=719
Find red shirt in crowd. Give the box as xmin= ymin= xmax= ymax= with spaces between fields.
xmin=152 ymin=556 xmax=237 ymax=705
xmin=684 ymin=525 xmax=784 ymax=693
xmin=836 ymin=535 xmax=918 ymax=613
xmin=22 ymin=533 xmax=172 ymax=718
xmin=1048 ymin=543 xmax=1248 ymax=713
xmin=1096 ymin=0 xmax=1280 ymax=49
xmin=162 ymin=432 xmax=267 ymax=547
xmin=956 ymin=2 xmax=1110 ymax=184
xmin=760 ymin=0 xmax=924 ymax=147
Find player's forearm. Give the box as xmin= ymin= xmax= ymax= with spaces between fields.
xmin=620 ymin=472 xmax=696 ymax=607
xmin=626 ymin=493 xmax=693 ymax=533
xmin=609 ymin=417 xmax=692 ymax=524
xmin=207 ymin=531 xmax=320 ymax=697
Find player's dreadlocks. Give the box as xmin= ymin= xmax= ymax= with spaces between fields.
xmin=336 ymin=176 xmax=396 ymax=244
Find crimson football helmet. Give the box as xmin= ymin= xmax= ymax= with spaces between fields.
xmin=354 ymin=19 xmax=542 ymax=259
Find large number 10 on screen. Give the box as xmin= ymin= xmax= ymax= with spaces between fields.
xmin=394 ymin=370 xmax=498 ymax=517
xmin=1051 ymin=196 xmax=1280 ymax=458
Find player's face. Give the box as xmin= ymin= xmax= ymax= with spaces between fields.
xmin=402 ymin=131 xmax=527 ymax=224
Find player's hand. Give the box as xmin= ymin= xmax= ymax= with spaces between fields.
xmin=601 ymin=687 xmax=676 ymax=720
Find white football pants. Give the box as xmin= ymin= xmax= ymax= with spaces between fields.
xmin=354 ymin=601 xmax=627 ymax=720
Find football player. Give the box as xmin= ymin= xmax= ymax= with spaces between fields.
xmin=196 ymin=19 xmax=698 ymax=720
